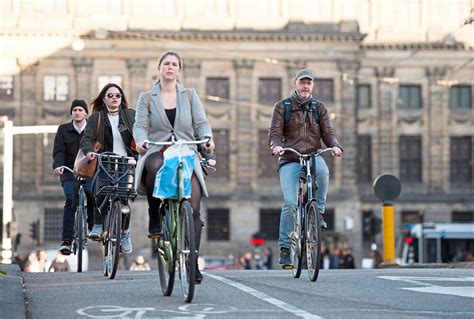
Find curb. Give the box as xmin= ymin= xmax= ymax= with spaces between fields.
xmin=0 ymin=264 xmax=26 ymax=319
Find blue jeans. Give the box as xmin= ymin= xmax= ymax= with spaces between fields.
xmin=278 ymin=157 xmax=329 ymax=249
xmin=61 ymin=179 xmax=93 ymax=242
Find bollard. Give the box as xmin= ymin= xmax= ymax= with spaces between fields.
xmin=382 ymin=203 xmax=395 ymax=263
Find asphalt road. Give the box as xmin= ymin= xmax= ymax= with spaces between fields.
xmin=22 ymin=268 xmax=474 ymax=319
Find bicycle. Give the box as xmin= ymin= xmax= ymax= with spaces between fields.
xmin=57 ymin=166 xmax=89 ymax=272
xmin=92 ymin=152 xmax=137 ymax=280
xmin=282 ymin=147 xmax=333 ymax=282
xmin=146 ymin=136 xmax=214 ymax=303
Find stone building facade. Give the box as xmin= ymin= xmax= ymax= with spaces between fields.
xmin=1 ymin=0 xmax=473 ymax=267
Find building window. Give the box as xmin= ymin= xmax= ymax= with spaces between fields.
xmin=258 ymin=78 xmax=281 ymax=105
xmin=97 ymin=75 xmax=123 ymax=92
xmin=451 ymin=211 xmax=474 ymax=223
xmin=401 ymin=210 xmax=424 ymax=225
xmin=399 ymin=135 xmax=422 ymax=182
xmin=324 ymin=208 xmax=335 ymax=231
xmin=206 ymin=77 xmax=229 ymax=100
xmin=357 ymin=84 xmax=371 ymax=108
xmin=357 ymin=135 xmax=372 ymax=182
xmin=398 ymin=85 xmax=422 ymax=108
xmin=258 ymin=130 xmax=278 ymax=178
xmin=259 ymin=209 xmax=280 ymax=240
xmin=44 ymin=208 xmax=63 ymax=242
xmin=207 ymin=208 xmax=230 ymax=241
xmin=0 ymin=76 xmax=14 ymax=100
xmin=208 ymin=129 xmax=229 ymax=179
xmin=450 ymin=136 xmax=472 ymax=184
xmin=43 ymin=75 xmax=68 ymax=101
xmin=313 ymin=79 xmax=334 ymax=102
xmin=450 ymin=85 xmax=472 ymax=109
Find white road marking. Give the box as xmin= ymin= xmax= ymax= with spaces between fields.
xmin=205 ymin=272 xmax=323 ymax=319
xmin=378 ymin=276 xmax=474 ymax=298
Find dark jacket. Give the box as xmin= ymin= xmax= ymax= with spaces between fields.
xmin=80 ymin=108 xmax=137 ymax=158
xmin=268 ymin=96 xmax=343 ymax=163
xmin=52 ymin=121 xmax=84 ymax=182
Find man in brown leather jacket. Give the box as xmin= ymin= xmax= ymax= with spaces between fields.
xmin=268 ymin=69 xmax=343 ymax=267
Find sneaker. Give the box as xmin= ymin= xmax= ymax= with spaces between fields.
xmin=279 ymin=247 xmax=292 ymax=267
xmin=88 ymin=224 xmax=103 ymax=241
xmin=320 ymin=214 xmax=328 ymax=230
xmin=121 ymin=233 xmax=133 ymax=254
xmin=59 ymin=241 xmax=72 ymax=255
xmin=195 ymin=268 xmax=203 ymax=284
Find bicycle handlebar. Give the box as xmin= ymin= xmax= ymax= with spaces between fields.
xmin=57 ymin=165 xmax=74 ymax=174
xmin=145 ymin=135 xmax=211 ymax=147
xmin=282 ymin=147 xmax=334 ymax=158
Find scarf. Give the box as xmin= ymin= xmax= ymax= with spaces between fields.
xmin=291 ymin=90 xmax=312 ymax=109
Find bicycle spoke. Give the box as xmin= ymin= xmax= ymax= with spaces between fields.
xmin=178 ymin=201 xmax=195 ymax=303
xmin=306 ymin=202 xmax=321 ymax=282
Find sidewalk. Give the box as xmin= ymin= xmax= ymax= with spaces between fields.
xmin=0 ymin=264 xmax=26 ymax=319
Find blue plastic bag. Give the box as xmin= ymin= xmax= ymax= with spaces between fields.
xmin=153 ymin=145 xmax=195 ymax=200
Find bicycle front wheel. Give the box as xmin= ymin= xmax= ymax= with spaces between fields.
xmin=178 ymin=200 xmax=196 ymax=303
xmin=105 ymin=200 xmax=122 ymax=280
xmin=75 ymin=188 xmax=86 ymax=272
xmin=306 ymin=201 xmax=321 ymax=282
xmin=157 ymin=203 xmax=175 ymax=296
xmin=291 ymin=205 xmax=303 ymax=278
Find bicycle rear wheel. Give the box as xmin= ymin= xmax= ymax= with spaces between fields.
xmin=105 ymin=200 xmax=122 ymax=279
xmin=291 ymin=204 xmax=303 ymax=278
xmin=157 ymin=203 xmax=175 ymax=296
xmin=75 ymin=188 xmax=86 ymax=272
xmin=178 ymin=200 xmax=196 ymax=303
xmin=306 ymin=201 xmax=321 ymax=282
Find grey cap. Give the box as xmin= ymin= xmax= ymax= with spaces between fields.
xmin=295 ymin=69 xmax=314 ymax=81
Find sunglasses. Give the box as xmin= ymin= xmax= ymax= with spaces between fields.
xmin=106 ymin=93 xmax=122 ymax=99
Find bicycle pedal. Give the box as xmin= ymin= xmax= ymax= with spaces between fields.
xmin=147 ymin=233 xmax=162 ymax=239
xmin=282 ymin=264 xmax=294 ymax=270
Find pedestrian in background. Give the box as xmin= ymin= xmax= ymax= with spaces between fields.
xmin=53 ymin=99 xmax=93 ymax=255
xmin=129 ymin=255 xmax=151 ymax=271
xmin=48 ymin=253 xmax=70 ymax=272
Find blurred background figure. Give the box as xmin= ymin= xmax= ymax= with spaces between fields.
xmin=263 ymin=247 xmax=273 ymax=270
xmin=24 ymin=251 xmax=40 ymax=273
xmin=129 ymin=255 xmax=151 ymax=271
xmin=241 ymin=252 xmax=252 ymax=270
xmin=341 ymin=248 xmax=356 ymax=269
xmin=37 ymin=249 xmax=51 ymax=272
xmin=370 ymin=244 xmax=383 ymax=269
xmin=48 ymin=253 xmax=70 ymax=272
xmin=330 ymin=248 xmax=341 ymax=269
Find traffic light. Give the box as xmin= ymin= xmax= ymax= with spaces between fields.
xmin=29 ymin=219 xmax=40 ymax=244
xmin=251 ymin=231 xmax=265 ymax=246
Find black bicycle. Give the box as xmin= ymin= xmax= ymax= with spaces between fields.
xmin=58 ymin=166 xmax=88 ymax=272
xmin=282 ymin=147 xmax=333 ymax=282
xmin=92 ymin=152 xmax=137 ymax=279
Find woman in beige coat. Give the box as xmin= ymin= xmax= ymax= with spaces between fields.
xmin=133 ymin=51 xmax=214 ymax=283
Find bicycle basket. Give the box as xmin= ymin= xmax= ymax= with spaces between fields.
xmin=94 ymin=152 xmax=137 ymax=200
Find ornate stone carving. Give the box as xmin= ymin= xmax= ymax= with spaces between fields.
xmin=234 ymin=59 xmax=254 ymax=76
xmin=72 ymin=57 xmax=93 ymax=74
xmin=127 ymin=58 xmax=148 ymax=77
xmin=375 ymin=66 xmax=395 ymax=78
xmin=425 ymin=66 xmax=451 ymax=81
xmin=184 ymin=59 xmax=201 ymax=77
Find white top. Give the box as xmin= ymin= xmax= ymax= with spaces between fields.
xmin=107 ymin=114 xmax=127 ymax=156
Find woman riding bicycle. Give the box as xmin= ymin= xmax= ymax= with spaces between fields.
xmin=268 ymin=69 xmax=342 ymax=268
xmin=80 ymin=83 xmax=138 ymax=254
xmin=133 ymin=51 xmax=215 ymax=283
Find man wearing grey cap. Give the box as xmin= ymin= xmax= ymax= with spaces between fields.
xmin=53 ymin=99 xmax=93 ymax=255
xmin=268 ymin=69 xmax=343 ymax=268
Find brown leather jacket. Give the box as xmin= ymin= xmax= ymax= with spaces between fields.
xmin=268 ymin=96 xmax=342 ymax=163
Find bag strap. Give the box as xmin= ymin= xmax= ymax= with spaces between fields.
xmin=282 ymin=98 xmax=319 ymax=124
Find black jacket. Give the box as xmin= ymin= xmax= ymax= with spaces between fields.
xmin=80 ymin=108 xmax=137 ymax=159
xmin=52 ymin=121 xmax=84 ymax=182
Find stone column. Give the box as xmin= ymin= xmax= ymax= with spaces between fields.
xmin=17 ymin=61 xmax=39 ymax=191
xmin=183 ymin=59 xmax=201 ymax=92
xmin=337 ymin=60 xmax=359 ymax=193
xmin=374 ymin=67 xmax=396 ymax=173
xmin=425 ymin=66 xmax=449 ymax=193
xmin=233 ymin=59 xmax=254 ymax=194
xmin=126 ymin=58 xmax=148 ymax=106
xmin=72 ymin=57 xmax=93 ymax=101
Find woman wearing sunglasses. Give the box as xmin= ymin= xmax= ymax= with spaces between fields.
xmin=133 ymin=51 xmax=215 ymax=283
xmin=80 ymin=83 xmax=138 ymax=254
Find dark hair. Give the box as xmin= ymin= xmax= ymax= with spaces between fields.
xmin=90 ymin=83 xmax=129 ymax=113
xmin=158 ymin=51 xmax=183 ymax=70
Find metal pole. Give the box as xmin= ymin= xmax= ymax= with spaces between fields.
xmin=382 ymin=203 xmax=395 ymax=263
xmin=1 ymin=120 xmax=13 ymax=264
xmin=418 ymin=224 xmax=424 ymax=263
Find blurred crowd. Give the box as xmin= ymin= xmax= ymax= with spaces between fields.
xmin=17 ymin=249 xmax=70 ymax=272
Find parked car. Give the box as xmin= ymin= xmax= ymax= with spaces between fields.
xmin=198 ymin=255 xmax=235 ymax=270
